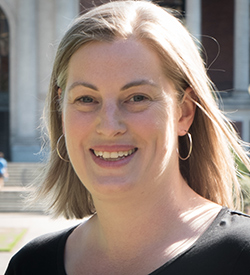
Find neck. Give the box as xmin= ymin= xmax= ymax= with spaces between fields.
xmin=90 ymin=172 xmax=209 ymax=256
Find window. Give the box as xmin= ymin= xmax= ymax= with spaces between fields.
xmin=153 ymin=0 xmax=185 ymax=14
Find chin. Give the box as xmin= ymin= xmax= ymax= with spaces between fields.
xmin=88 ymin=176 xmax=138 ymax=197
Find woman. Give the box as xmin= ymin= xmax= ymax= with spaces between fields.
xmin=6 ymin=1 xmax=250 ymax=274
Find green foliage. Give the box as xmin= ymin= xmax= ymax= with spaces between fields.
xmin=240 ymin=176 xmax=250 ymax=213
xmin=235 ymin=155 xmax=250 ymax=213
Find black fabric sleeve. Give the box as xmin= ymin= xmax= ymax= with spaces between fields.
xmin=230 ymin=238 xmax=250 ymax=274
xmin=151 ymin=209 xmax=250 ymax=275
xmin=4 ymin=226 xmax=77 ymax=275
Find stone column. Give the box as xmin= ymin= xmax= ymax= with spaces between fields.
xmin=37 ymin=0 xmax=55 ymax=121
xmin=223 ymin=0 xmax=250 ymax=143
xmin=37 ymin=0 xmax=78 ymax=124
xmin=12 ymin=0 xmax=39 ymax=161
xmin=55 ymin=0 xmax=79 ymax=41
xmin=185 ymin=0 xmax=201 ymax=41
xmin=234 ymin=0 xmax=249 ymax=93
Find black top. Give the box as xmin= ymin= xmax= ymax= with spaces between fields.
xmin=5 ymin=207 xmax=250 ymax=275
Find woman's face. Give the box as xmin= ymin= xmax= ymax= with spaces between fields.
xmin=60 ymin=38 xmax=182 ymax=201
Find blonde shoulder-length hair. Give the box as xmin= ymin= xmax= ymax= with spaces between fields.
xmin=34 ymin=0 xmax=250 ymax=219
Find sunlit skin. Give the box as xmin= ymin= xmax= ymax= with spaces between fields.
xmin=60 ymin=38 xmax=191 ymax=203
xmin=60 ymin=38 xmax=222 ymax=274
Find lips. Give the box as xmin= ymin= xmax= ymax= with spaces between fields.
xmin=90 ymin=148 xmax=138 ymax=161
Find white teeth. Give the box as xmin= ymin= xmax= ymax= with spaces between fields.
xmin=110 ymin=152 xmax=119 ymax=158
xmin=95 ymin=151 xmax=102 ymax=157
xmin=93 ymin=149 xmax=136 ymax=159
xmin=103 ymin=152 xmax=110 ymax=159
xmin=118 ymin=151 xmax=124 ymax=157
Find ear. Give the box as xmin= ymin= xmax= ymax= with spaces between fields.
xmin=58 ymin=88 xmax=65 ymax=135
xmin=177 ymin=87 xmax=196 ymax=136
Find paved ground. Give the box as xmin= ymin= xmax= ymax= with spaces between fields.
xmin=0 ymin=212 xmax=81 ymax=274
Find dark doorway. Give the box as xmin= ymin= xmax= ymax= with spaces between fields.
xmin=202 ymin=0 xmax=234 ymax=93
xmin=0 ymin=7 xmax=10 ymax=160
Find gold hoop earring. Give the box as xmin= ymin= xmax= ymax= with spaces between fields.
xmin=56 ymin=134 xmax=70 ymax=162
xmin=177 ymin=131 xmax=192 ymax=161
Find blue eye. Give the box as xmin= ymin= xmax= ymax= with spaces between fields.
xmin=130 ymin=95 xmax=147 ymax=102
xmin=78 ymin=96 xmax=94 ymax=103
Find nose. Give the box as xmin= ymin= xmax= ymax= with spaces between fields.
xmin=96 ymin=101 xmax=127 ymax=137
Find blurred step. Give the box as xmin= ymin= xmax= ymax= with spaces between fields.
xmin=4 ymin=163 xmax=43 ymax=187
xmin=0 ymin=162 xmax=45 ymax=212
xmin=0 ymin=186 xmax=44 ymax=212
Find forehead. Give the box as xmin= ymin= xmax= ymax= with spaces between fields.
xmin=66 ymin=38 xmax=167 ymax=89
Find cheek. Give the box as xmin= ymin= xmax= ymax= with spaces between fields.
xmin=63 ymin=111 xmax=94 ymax=168
xmin=128 ymin=108 xmax=170 ymax=149
xmin=138 ymin=105 xmax=169 ymax=133
xmin=63 ymin=109 xmax=95 ymax=146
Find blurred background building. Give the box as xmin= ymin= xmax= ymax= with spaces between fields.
xmin=0 ymin=0 xmax=249 ymax=162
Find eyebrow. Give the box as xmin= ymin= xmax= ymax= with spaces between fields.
xmin=67 ymin=79 xmax=158 ymax=93
xmin=121 ymin=79 xmax=158 ymax=91
xmin=68 ymin=81 xmax=98 ymax=92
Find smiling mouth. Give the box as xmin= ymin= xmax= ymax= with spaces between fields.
xmin=91 ymin=148 xmax=138 ymax=161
